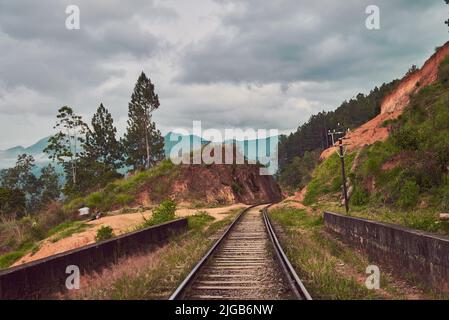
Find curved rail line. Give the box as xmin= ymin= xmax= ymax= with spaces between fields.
xmin=169 ymin=204 xmax=312 ymax=300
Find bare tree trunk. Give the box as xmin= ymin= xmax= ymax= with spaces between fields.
xmin=145 ymin=131 xmax=150 ymax=169
xmin=72 ymin=162 xmax=76 ymax=185
xmin=68 ymin=127 xmax=77 ymax=185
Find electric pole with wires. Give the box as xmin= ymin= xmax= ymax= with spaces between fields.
xmin=328 ymin=126 xmax=350 ymax=214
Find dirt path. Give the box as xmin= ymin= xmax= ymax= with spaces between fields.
xmin=13 ymin=204 xmax=248 ymax=267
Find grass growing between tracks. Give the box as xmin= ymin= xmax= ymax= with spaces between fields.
xmin=62 ymin=208 xmax=242 ymax=300
xmin=269 ymin=205 xmax=431 ymax=300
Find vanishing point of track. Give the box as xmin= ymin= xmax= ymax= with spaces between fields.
xmin=169 ymin=204 xmax=312 ymax=300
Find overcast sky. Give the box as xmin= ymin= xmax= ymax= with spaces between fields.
xmin=0 ymin=0 xmax=448 ymax=149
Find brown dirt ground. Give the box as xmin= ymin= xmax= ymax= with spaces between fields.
xmin=13 ymin=204 xmax=248 ymax=267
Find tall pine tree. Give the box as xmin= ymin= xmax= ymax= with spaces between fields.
xmin=123 ymin=72 xmax=164 ymax=171
xmin=84 ymin=103 xmax=122 ymax=170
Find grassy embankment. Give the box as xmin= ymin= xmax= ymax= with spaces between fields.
xmin=65 ymin=209 xmax=241 ymax=299
xmin=0 ymin=160 xmax=180 ymax=269
xmin=269 ymin=205 xmax=440 ymax=299
xmin=303 ymin=57 xmax=449 ymax=236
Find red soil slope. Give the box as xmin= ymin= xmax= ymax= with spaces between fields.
xmin=321 ymin=42 xmax=449 ymax=159
xmin=137 ymin=163 xmax=283 ymax=206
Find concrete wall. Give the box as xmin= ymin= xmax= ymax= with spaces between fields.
xmin=0 ymin=218 xmax=188 ymax=299
xmin=324 ymin=212 xmax=449 ymax=293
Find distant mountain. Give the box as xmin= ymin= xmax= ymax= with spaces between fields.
xmin=0 ymin=133 xmax=279 ymax=171
xmin=0 ymin=137 xmax=52 ymax=170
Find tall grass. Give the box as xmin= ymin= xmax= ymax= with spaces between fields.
xmin=64 ymin=210 xmax=239 ymax=299
xmin=64 ymin=160 xmax=180 ymax=212
xmin=268 ymin=206 xmax=433 ymax=299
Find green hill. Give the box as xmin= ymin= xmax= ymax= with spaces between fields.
xmin=304 ymin=56 xmax=449 ymax=235
xmin=278 ymin=79 xmax=399 ymax=191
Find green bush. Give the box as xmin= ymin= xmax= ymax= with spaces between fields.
xmin=392 ymin=126 xmax=420 ymax=151
xmin=64 ymin=197 xmax=85 ymax=212
xmin=114 ymin=193 xmax=134 ymax=206
xmin=0 ymin=251 xmax=25 ymax=269
xmin=351 ymin=187 xmax=369 ymax=206
xmin=187 ymin=211 xmax=215 ymax=231
xmin=438 ymin=56 xmax=449 ymax=88
xmin=144 ymin=199 xmax=177 ymax=227
xmin=95 ymin=225 xmax=115 ymax=242
xmin=331 ymin=176 xmax=343 ymax=192
xmin=66 ymin=160 xmax=180 ymax=213
xmin=397 ymin=180 xmax=420 ymax=208
xmin=86 ymin=192 xmax=103 ymax=209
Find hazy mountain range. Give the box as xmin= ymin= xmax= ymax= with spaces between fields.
xmin=0 ymin=133 xmax=278 ymax=171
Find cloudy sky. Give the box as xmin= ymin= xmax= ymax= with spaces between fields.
xmin=0 ymin=0 xmax=448 ymax=149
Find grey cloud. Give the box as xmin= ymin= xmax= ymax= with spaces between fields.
xmin=0 ymin=0 xmax=174 ymax=104
xmin=0 ymin=0 xmax=448 ymax=150
xmin=177 ymin=0 xmax=447 ymax=85
xmin=0 ymin=0 xmax=177 ymax=119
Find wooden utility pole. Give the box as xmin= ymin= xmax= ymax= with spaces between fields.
xmin=338 ymin=138 xmax=349 ymax=214
xmin=328 ymin=125 xmax=350 ymax=214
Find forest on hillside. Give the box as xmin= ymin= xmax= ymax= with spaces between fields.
xmin=278 ymin=79 xmax=400 ymax=191
xmin=301 ymin=56 xmax=449 ymax=237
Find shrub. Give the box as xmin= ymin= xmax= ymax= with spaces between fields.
xmin=95 ymin=225 xmax=114 ymax=242
xmin=187 ymin=211 xmax=215 ymax=231
xmin=144 ymin=199 xmax=177 ymax=227
xmin=64 ymin=197 xmax=85 ymax=212
xmin=392 ymin=126 xmax=419 ymax=150
xmin=438 ymin=56 xmax=449 ymax=88
xmin=0 ymin=251 xmax=24 ymax=269
xmin=86 ymin=192 xmax=103 ymax=209
xmin=351 ymin=187 xmax=369 ymax=206
xmin=114 ymin=193 xmax=134 ymax=206
xmin=397 ymin=180 xmax=419 ymax=208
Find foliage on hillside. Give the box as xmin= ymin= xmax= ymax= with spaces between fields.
xmin=278 ymin=150 xmax=320 ymax=192
xmin=65 ymin=160 xmax=180 ymax=213
xmin=278 ymin=79 xmax=399 ymax=191
xmin=303 ymin=152 xmax=356 ymax=205
xmin=305 ymin=56 xmax=449 ymax=217
xmin=140 ymin=199 xmax=177 ymax=228
xmin=0 ymin=160 xmax=179 ymax=269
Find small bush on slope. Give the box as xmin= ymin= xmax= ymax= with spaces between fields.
xmin=95 ymin=225 xmax=114 ymax=242
xmin=142 ymin=199 xmax=177 ymax=228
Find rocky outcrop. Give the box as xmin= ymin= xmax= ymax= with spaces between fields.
xmin=321 ymin=41 xmax=449 ymax=159
xmin=139 ymin=164 xmax=283 ymax=206
xmin=176 ymin=164 xmax=282 ymax=205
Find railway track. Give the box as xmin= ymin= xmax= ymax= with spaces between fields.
xmin=169 ymin=204 xmax=312 ymax=300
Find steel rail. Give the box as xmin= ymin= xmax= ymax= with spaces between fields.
xmin=168 ymin=204 xmax=261 ymax=300
xmin=169 ymin=203 xmax=312 ymax=300
xmin=262 ymin=205 xmax=312 ymax=300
